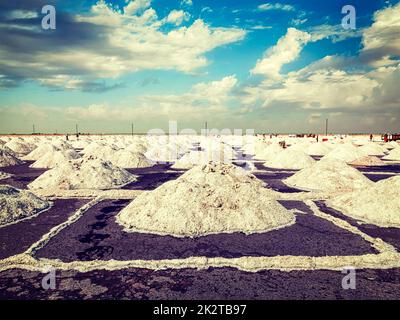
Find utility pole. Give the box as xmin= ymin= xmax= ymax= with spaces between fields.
xmin=325 ymin=119 xmax=328 ymax=136
xmin=32 ymin=124 xmax=35 ymax=134
xmin=205 ymin=121 xmax=208 ymax=136
xmin=131 ymin=123 xmax=134 ymax=136
xmin=76 ymin=124 xmax=78 ymax=134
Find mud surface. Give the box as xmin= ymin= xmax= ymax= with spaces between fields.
xmin=1 ymin=267 xmax=400 ymax=300
xmin=35 ymin=199 xmax=377 ymax=262
xmin=0 ymin=161 xmax=47 ymax=189
xmin=316 ymin=201 xmax=400 ymax=251
xmin=0 ymin=199 xmax=89 ymax=259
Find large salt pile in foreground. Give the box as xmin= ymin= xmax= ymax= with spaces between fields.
xmin=284 ymin=158 xmax=373 ymax=192
xmin=383 ymin=147 xmax=400 ymax=161
xmin=117 ymin=163 xmax=296 ymax=237
xmin=0 ymin=149 xmax=23 ymax=167
xmin=263 ymin=149 xmax=315 ymax=170
xmin=0 ymin=185 xmax=51 ymax=226
xmin=327 ymin=176 xmax=400 ymax=227
xmin=323 ymin=143 xmax=367 ymax=163
xmin=30 ymin=149 xmax=81 ymax=168
xmin=28 ymin=157 xmax=137 ymax=190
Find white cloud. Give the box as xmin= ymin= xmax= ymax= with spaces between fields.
xmin=251 ymin=28 xmax=311 ymax=79
xmin=257 ymin=3 xmax=295 ymax=12
xmin=124 ymin=0 xmax=151 ymax=15
xmin=165 ymin=10 xmax=190 ymax=26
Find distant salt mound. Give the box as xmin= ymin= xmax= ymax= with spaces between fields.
xmin=23 ymin=144 xmax=60 ymax=161
xmin=171 ymin=146 xmax=234 ymax=169
xmin=284 ymin=158 xmax=373 ymax=192
xmin=0 ymin=149 xmax=23 ymax=167
xmin=254 ymin=144 xmax=284 ymax=161
xmin=30 ymin=149 xmax=81 ymax=168
xmin=323 ymin=143 xmax=367 ymax=163
xmin=263 ymin=149 xmax=315 ymax=170
xmin=385 ymin=141 xmax=399 ymax=150
xmin=28 ymin=157 xmax=137 ymax=190
xmin=117 ymin=163 xmax=295 ymax=237
xmin=107 ymin=150 xmax=154 ymax=168
xmin=349 ymin=155 xmax=385 ymax=166
xmin=4 ymin=140 xmax=36 ymax=156
xmin=327 ymin=176 xmax=400 ymax=227
xmin=383 ymin=147 xmax=400 ymax=161
xmin=0 ymin=185 xmax=51 ymax=226
xmin=358 ymin=143 xmax=386 ymax=156
xmin=84 ymin=144 xmax=120 ymax=159
xmin=306 ymin=143 xmax=332 ymax=156
xmin=145 ymin=143 xmax=183 ymax=162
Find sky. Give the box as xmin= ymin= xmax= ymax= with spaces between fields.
xmin=0 ymin=0 xmax=399 ymax=134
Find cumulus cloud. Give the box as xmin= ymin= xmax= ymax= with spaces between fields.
xmin=251 ymin=28 xmax=311 ymax=80
xmin=257 ymin=3 xmax=295 ymax=12
xmin=0 ymin=0 xmax=245 ymax=91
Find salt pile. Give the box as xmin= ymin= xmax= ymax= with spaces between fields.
xmin=4 ymin=139 xmax=36 ymax=156
xmin=107 ymin=150 xmax=153 ymax=168
xmin=30 ymin=149 xmax=81 ymax=168
xmin=0 ymin=185 xmax=51 ymax=226
xmin=349 ymin=155 xmax=385 ymax=166
xmin=263 ymin=149 xmax=315 ymax=170
xmin=23 ymin=144 xmax=60 ymax=161
xmin=327 ymin=176 xmax=400 ymax=227
xmin=305 ymin=143 xmax=333 ymax=156
xmin=323 ymin=143 xmax=367 ymax=163
xmin=358 ymin=143 xmax=386 ymax=156
xmin=254 ymin=143 xmax=283 ymax=161
xmin=284 ymin=158 xmax=373 ymax=192
xmin=383 ymin=147 xmax=400 ymax=161
xmin=117 ymin=163 xmax=296 ymax=237
xmin=0 ymin=149 xmax=23 ymax=167
xmin=28 ymin=157 xmax=137 ymax=190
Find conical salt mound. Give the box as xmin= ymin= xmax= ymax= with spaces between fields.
xmin=30 ymin=149 xmax=81 ymax=168
xmin=358 ymin=143 xmax=386 ymax=156
xmin=0 ymin=185 xmax=51 ymax=226
xmin=107 ymin=150 xmax=154 ymax=168
xmin=383 ymin=147 xmax=400 ymax=161
xmin=284 ymin=158 xmax=373 ymax=192
xmin=117 ymin=163 xmax=296 ymax=237
xmin=4 ymin=140 xmax=36 ymax=156
xmin=263 ymin=149 xmax=315 ymax=169
xmin=327 ymin=176 xmax=400 ymax=227
xmin=28 ymin=157 xmax=137 ymax=190
xmin=349 ymin=155 xmax=385 ymax=166
xmin=323 ymin=143 xmax=367 ymax=163
xmin=23 ymin=144 xmax=60 ymax=161
xmin=306 ymin=142 xmax=332 ymax=156
xmin=172 ymin=149 xmax=233 ymax=169
xmin=0 ymin=149 xmax=23 ymax=167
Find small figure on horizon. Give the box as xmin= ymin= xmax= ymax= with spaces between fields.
xmin=370 ymin=134 xmax=373 ymax=141
xmin=316 ymin=135 xmax=319 ymax=142
xmin=66 ymin=134 xmax=69 ymax=141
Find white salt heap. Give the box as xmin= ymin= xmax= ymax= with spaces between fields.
xmin=284 ymin=158 xmax=373 ymax=192
xmin=28 ymin=157 xmax=137 ymax=190
xmin=349 ymin=155 xmax=385 ymax=166
xmin=327 ymin=176 xmax=400 ymax=228
xmin=323 ymin=143 xmax=367 ymax=163
xmin=117 ymin=163 xmax=296 ymax=237
xmin=106 ymin=150 xmax=153 ymax=168
xmin=254 ymin=143 xmax=283 ymax=161
xmin=358 ymin=143 xmax=386 ymax=156
xmin=0 ymin=185 xmax=51 ymax=226
xmin=383 ymin=147 xmax=400 ymax=161
xmin=30 ymin=149 xmax=81 ymax=168
xmin=263 ymin=149 xmax=315 ymax=170
xmin=0 ymin=149 xmax=23 ymax=167
xmin=23 ymin=144 xmax=60 ymax=161
xmin=4 ymin=139 xmax=36 ymax=156
xmin=305 ymin=143 xmax=333 ymax=156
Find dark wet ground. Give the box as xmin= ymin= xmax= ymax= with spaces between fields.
xmin=355 ymin=164 xmax=400 ymax=173
xmin=363 ymin=173 xmax=397 ymax=182
xmin=1 ymin=267 xmax=400 ymax=300
xmin=0 ymin=161 xmax=47 ymax=189
xmin=315 ymin=201 xmax=400 ymax=251
xmin=0 ymin=199 xmax=89 ymax=259
xmin=35 ymin=199 xmax=377 ymax=262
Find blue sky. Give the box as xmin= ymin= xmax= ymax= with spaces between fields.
xmin=0 ymin=0 xmax=399 ymax=133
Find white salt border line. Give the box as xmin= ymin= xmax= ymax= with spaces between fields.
xmin=1 ymin=197 xmax=399 ymax=273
